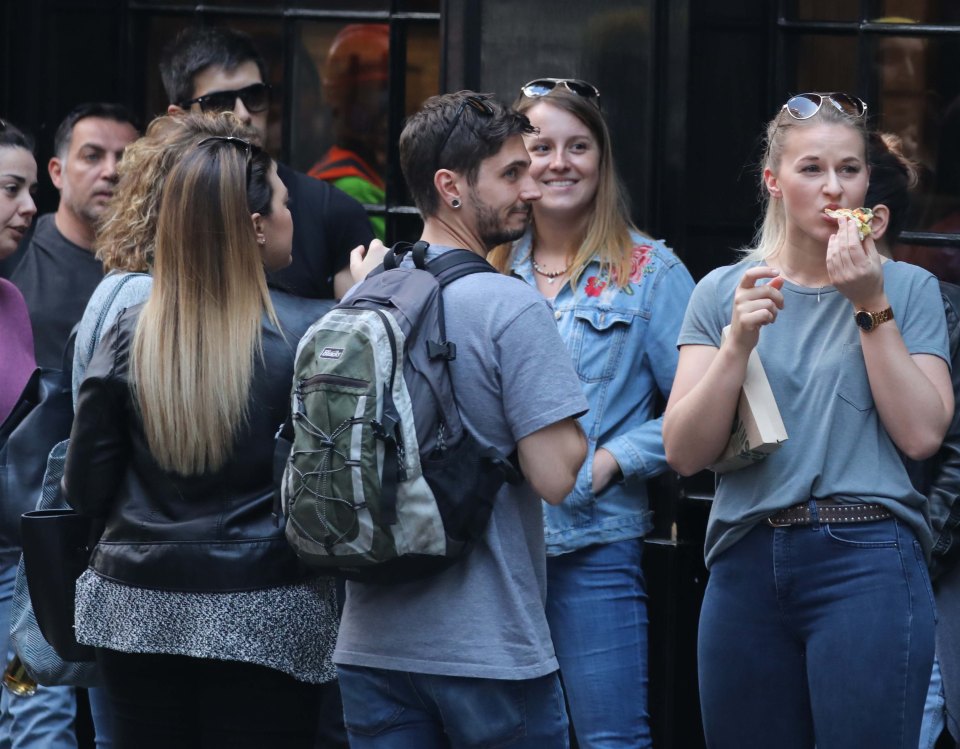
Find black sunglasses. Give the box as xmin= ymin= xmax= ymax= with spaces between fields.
xmin=436 ymin=95 xmax=495 ymax=169
xmin=180 ymin=83 xmax=271 ymax=115
xmin=521 ymin=78 xmax=601 ymax=105
xmin=781 ymin=92 xmax=867 ymax=121
xmin=197 ymin=135 xmax=261 ymax=157
xmin=197 ymin=136 xmax=262 ymax=184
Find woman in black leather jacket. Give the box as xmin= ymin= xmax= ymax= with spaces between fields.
xmin=64 ymin=122 xmax=338 ymax=749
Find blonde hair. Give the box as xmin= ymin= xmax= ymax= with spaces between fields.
xmin=95 ymin=112 xmax=257 ymax=272
xmin=131 ymin=128 xmax=277 ymax=475
xmin=743 ymin=95 xmax=869 ymax=262
xmin=488 ymin=87 xmax=649 ymax=289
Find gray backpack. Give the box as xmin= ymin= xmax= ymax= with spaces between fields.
xmin=279 ymin=241 xmax=520 ymax=583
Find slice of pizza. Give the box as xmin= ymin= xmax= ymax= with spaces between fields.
xmin=824 ymin=207 xmax=875 ymax=240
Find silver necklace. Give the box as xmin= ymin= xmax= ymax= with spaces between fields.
xmin=778 ymin=268 xmax=828 ymax=304
xmin=531 ymin=254 xmax=569 ymax=284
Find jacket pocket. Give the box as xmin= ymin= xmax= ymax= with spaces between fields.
xmin=572 ymin=308 xmax=633 ymax=383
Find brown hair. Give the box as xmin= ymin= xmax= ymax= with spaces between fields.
xmin=399 ymin=91 xmax=535 ymax=218
xmin=96 ymin=112 xmax=264 ymax=273
xmin=131 ymin=124 xmax=277 ymax=475
xmin=488 ymin=87 xmax=646 ymax=290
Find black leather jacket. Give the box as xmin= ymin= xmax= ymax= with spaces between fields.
xmin=906 ymin=281 xmax=960 ymax=581
xmin=64 ymin=290 xmax=334 ymax=593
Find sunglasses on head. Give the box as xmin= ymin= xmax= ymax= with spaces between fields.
xmin=197 ymin=135 xmax=261 ymax=157
xmin=521 ymin=78 xmax=601 ymax=105
xmin=180 ymin=83 xmax=271 ymax=115
xmin=435 ymin=94 xmax=495 ymax=169
xmin=196 ymin=136 xmax=263 ymax=185
xmin=781 ymin=92 xmax=867 ymax=121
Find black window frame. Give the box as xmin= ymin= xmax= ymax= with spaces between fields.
xmin=126 ymin=1 xmax=442 ymax=242
xmin=773 ymin=1 xmax=960 ymax=252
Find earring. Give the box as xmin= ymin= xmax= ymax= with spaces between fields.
xmin=451 ymin=198 xmax=461 ymax=209
xmin=257 ymin=236 xmax=266 ymax=246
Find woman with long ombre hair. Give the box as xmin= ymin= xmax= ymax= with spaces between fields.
xmin=131 ymin=139 xmax=277 ymax=475
xmin=64 ymin=121 xmax=339 ymax=748
xmin=489 ymin=80 xmax=694 ymax=748
xmin=73 ymin=113 xmax=233 ymax=402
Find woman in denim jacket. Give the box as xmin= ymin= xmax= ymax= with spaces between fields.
xmin=490 ymin=80 xmax=694 ymax=748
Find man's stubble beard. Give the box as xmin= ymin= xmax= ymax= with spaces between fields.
xmin=474 ymin=200 xmax=529 ymax=250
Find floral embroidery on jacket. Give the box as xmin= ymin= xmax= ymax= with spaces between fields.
xmin=609 ymin=244 xmax=656 ymax=295
xmin=626 ymin=244 xmax=655 ymax=283
xmin=585 ymin=276 xmax=608 ymax=297
xmin=584 ymin=244 xmax=657 ymax=300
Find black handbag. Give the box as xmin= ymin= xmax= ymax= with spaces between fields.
xmin=0 ymin=367 xmax=74 ymax=552
xmin=20 ymin=509 xmax=101 ymax=662
xmin=0 ymin=333 xmax=89 ymax=663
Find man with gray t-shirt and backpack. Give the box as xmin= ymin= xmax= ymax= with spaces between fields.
xmin=332 ymin=91 xmax=588 ymax=748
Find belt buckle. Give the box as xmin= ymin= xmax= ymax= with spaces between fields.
xmin=766 ymin=515 xmax=791 ymax=528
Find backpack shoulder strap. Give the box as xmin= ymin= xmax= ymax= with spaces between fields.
xmin=373 ymin=240 xmax=425 ymax=275
xmin=372 ymin=241 xmax=496 ymax=285
xmin=425 ymin=248 xmax=498 ymax=287
xmin=415 ymin=247 xmax=497 ymax=361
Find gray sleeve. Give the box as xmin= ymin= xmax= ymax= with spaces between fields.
xmin=898 ymin=269 xmax=950 ymax=362
xmin=677 ymin=267 xmax=726 ymax=348
xmin=494 ymin=301 xmax=588 ymax=442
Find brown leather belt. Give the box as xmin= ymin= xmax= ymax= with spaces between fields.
xmin=766 ymin=500 xmax=893 ymax=527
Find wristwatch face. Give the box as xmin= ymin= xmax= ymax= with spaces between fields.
xmin=855 ymin=310 xmax=874 ymax=331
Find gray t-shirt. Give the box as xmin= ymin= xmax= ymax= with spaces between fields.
xmin=334 ymin=245 xmax=589 ymax=679
xmin=679 ymin=259 xmax=949 ymax=567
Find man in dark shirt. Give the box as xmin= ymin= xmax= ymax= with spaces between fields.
xmin=161 ymin=26 xmax=374 ymax=300
xmin=10 ymin=103 xmax=139 ymax=367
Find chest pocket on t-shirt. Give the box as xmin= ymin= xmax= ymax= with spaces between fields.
xmin=837 ymin=343 xmax=875 ymax=412
xmin=572 ymin=308 xmax=634 ymax=383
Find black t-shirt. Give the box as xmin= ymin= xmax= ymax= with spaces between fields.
xmin=10 ymin=214 xmax=103 ymax=368
xmin=267 ymin=163 xmax=374 ymax=299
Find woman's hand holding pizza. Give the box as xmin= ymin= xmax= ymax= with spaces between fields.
xmin=827 ymin=215 xmax=885 ymax=310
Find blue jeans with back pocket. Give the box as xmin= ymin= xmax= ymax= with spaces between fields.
xmin=698 ymin=513 xmax=935 ymax=749
xmin=337 ymin=665 xmax=569 ymax=749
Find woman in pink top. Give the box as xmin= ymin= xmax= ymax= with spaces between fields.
xmin=0 ymin=118 xmax=37 ymax=422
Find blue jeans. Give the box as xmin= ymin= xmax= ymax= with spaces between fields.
xmin=0 ymin=562 xmax=77 ymax=749
xmin=0 ymin=561 xmax=113 ymax=748
xmin=699 ymin=516 xmax=935 ymax=749
xmin=546 ymin=538 xmax=650 ymax=748
xmin=337 ymin=665 xmax=569 ymax=749
xmin=920 ymin=656 xmax=946 ymax=749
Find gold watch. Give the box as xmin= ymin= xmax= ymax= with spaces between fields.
xmin=854 ymin=306 xmax=894 ymax=332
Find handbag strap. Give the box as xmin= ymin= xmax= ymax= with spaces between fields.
xmin=85 ymin=273 xmax=149 ymax=362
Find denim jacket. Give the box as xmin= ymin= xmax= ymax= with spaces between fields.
xmin=511 ymin=230 xmax=695 ymax=555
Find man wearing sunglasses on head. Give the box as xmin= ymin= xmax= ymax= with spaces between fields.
xmin=160 ymin=26 xmax=373 ymax=301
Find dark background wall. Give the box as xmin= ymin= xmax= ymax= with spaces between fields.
xmin=6 ymin=2 xmax=960 ymax=746
xmin=0 ymin=4 xmax=778 ymax=747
